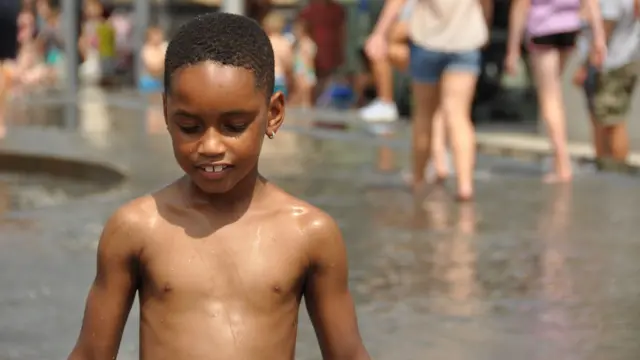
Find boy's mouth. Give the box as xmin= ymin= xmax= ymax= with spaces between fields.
xmin=195 ymin=163 xmax=234 ymax=180
xmin=200 ymin=165 xmax=230 ymax=173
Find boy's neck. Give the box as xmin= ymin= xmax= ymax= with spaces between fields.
xmin=182 ymin=167 xmax=269 ymax=215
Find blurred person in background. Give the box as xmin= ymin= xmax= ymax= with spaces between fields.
xmin=140 ymin=25 xmax=167 ymax=133
xmin=5 ymin=0 xmax=53 ymax=93
xmin=36 ymin=0 xmax=64 ymax=85
xmin=299 ymin=0 xmax=346 ymax=101
xmin=0 ymin=0 xmax=20 ymax=136
xmin=361 ymin=0 xmax=451 ymax=181
xmin=289 ymin=18 xmax=317 ymax=108
xmin=79 ymin=0 xmax=105 ymax=84
xmin=140 ymin=25 xmax=166 ymax=93
xmin=109 ymin=8 xmax=133 ymax=75
xmin=95 ymin=4 xmax=116 ymax=85
xmin=365 ymin=0 xmax=493 ymax=201
xmin=506 ymin=0 xmax=606 ymax=183
xmin=263 ymin=11 xmax=294 ymax=98
xmin=358 ymin=0 xmax=414 ymax=122
xmin=248 ymin=0 xmax=272 ymax=24
xmin=574 ymin=0 xmax=640 ymax=171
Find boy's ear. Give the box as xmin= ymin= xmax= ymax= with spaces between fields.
xmin=266 ymin=91 xmax=285 ymax=138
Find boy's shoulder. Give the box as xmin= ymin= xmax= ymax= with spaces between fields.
xmin=101 ymin=184 xmax=179 ymax=248
xmin=103 ymin=194 xmax=160 ymax=242
xmin=268 ymin=186 xmax=343 ymax=253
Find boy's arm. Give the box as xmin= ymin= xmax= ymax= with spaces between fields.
xmin=304 ymin=213 xmax=370 ymax=360
xmin=68 ymin=207 xmax=144 ymax=360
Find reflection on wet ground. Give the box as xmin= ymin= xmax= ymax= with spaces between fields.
xmin=0 ymin=172 xmax=104 ymax=213
xmin=2 ymin=97 xmax=640 ymax=359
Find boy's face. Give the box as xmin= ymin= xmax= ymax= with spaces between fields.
xmin=163 ymin=62 xmax=284 ymax=194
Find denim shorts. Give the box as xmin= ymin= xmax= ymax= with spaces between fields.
xmin=409 ymin=43 xmax=481 ymax=84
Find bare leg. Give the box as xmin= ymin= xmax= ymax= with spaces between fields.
xmin=373 ymin=42 xmax=410 ymax=173
xmin=440 ymin=71 xmax=478 ymax=200
xmin=431 ymin=109 xmax=449 ymax=182
xmin=530 ymin=48 xmax=572 ymax=183
xmin=410 ymin=81 xmax=439 ymax=193
xmin=388 ymin=43 xmax=410 ymax=74
xmin=369 ymin=55 xmax=395 ymax=103
xmin=0 ymin=63 xmax=8 ymax=138
xmin=590 ymin=114 xmax=607 ymax=159
xmin=606 ymin=123 xmax=629 ymax=162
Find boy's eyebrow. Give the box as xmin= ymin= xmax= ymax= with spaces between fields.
xmin=171 ymin=109 xmax=203 ymax=121
xmin=219 ymin=109 xmax=258 ymax=118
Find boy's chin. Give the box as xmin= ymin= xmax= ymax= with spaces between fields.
xmin=190 ymin=178 xmax=237 ymax=195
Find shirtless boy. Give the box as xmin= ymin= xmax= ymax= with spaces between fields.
xmin=68 ymin=13 xmax=370 ymax=360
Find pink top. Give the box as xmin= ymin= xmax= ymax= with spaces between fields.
xmin=527 ymin=0 xmax=582 ymax=37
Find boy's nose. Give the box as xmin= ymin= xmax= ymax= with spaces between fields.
xmin=196 ymin=128 xmax=226 ymax=157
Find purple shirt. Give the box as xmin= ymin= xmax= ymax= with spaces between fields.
xmin=527 ymin=0 xmax=582 ymax=37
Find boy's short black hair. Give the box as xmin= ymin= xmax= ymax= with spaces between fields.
xmin=164 ymin=12 xmax=275 ymax=98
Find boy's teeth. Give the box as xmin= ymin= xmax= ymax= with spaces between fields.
xmin=203 ymin=165 xmax=226 ymax=173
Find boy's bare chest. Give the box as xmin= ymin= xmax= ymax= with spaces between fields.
xmin=140 ymin=225 xmax=308 ymax=308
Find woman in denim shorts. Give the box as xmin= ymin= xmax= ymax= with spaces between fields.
xmin=365 ymin=0 xmax=492 ymax=201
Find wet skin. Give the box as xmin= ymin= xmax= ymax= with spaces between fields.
xmin=68 ymin=62 xmax=369 ymax=360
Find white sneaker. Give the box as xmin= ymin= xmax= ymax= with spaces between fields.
xmin=359 ymin=99 xmax=399 ymax=122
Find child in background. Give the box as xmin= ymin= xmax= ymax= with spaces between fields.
xmin=263 ymin=11 xmax=293 ymax=97
xmin=574 ymin=0 xmax=640 ymax=171
xmin=79 ymin=0 xmax=105 ymax=83
xmin=5 ymin=0 xmax=63 ymax=94
xmin=290 ymin=18 xmax=316 ymax=108
xmin=139 ymin=25 xmax=167 ymax=93
xmin=96 ymin=5 xmax=116 ymax=85
xmin=139 ymin=25 xmax=167 ymax=134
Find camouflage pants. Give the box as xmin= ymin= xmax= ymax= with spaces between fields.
xmin=584 ymin=61 xmax=640 ymax=126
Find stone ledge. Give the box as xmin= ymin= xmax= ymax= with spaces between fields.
xmin=297 ymin=108 xmax=640 ymax=170
xmin=0 ymin=151 xmax=126 ymax=191
xmin=476 ymin=132 xmax=640 ymax=169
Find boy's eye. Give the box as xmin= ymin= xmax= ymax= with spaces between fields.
xmin=225 ymin=124 xmax=247 ymax=132
xmin=179 ymin=125 xmax=200 ymax=134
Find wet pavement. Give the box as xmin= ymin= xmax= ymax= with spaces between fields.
xmin=2 ymin=95 xmax=640 ymax=359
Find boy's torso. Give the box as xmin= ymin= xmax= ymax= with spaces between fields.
xmin=133 ymin=183 xmax=315 ymax=359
